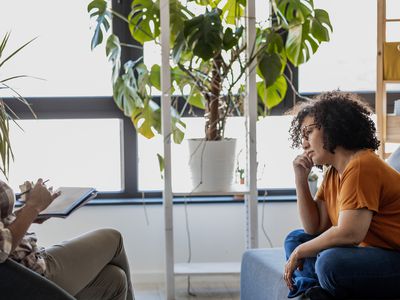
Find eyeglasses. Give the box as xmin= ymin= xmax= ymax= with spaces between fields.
xmin=301 ymin=123 xmax=319 ymax=141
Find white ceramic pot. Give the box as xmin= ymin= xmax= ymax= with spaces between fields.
xmin=187 ymin=138 xmax=237 ymax=192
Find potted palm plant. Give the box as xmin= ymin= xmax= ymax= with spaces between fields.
xmin=88 ymin=0 xmax=332 ymax=191
xmin=0 ymin=32 xmax=36 ymax=179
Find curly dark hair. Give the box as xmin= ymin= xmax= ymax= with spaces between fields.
xmin=287 ymin=91 xmax=380 ymax=153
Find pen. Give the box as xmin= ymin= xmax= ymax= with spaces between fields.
xmin=18 ymin=179 xmax=50 ymax=198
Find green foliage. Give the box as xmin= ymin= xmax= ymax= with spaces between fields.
xmin=87 ymin=0 xmax=111 ymax=50
xmin=277 ymin=0 xmax=333 ymax=66
xmin=184 ymin=8 xmax=223 ymax=60
xmin=0 ymin=32 xmax=36 ymax=179
xmin=128 ymin=0 xmax=160 ymax=44
xmin=88 ymin=0 xmax=332 ymax=142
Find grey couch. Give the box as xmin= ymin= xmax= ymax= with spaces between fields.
xmin=241 ymin=248 xmax=301 ymax=300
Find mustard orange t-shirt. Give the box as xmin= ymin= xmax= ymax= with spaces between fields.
xmin=315 ymin=149 xmax=400 ymax=250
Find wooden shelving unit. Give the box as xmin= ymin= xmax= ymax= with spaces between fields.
xmin=376 ymin=0 xmax=400 ymax=159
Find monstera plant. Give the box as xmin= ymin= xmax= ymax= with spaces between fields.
xmin=0 ymin=32 xmax=36 ymax=179
xmin=88 ymin=0 xmax=332 ymax=142
xmin=88 ymin=0 xmax=331 ymax=190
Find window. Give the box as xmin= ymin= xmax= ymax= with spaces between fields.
xmin=3 ymin=119 xmax=122 ymax=192
xmin=3 ymin=1 xmax=397 ymax=200
xmin=0 ymin=0 xmax=112 ymax=97
xmin=299 ymin=0 xmax=400 ymax=93
xmin=0 ymin=0 xmax=131 ymax=198
xmin=299 ymin=0 xmax=377 ymax=92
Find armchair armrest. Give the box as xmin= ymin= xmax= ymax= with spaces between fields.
xmin=0 ymin=259 xmax=75 ymax=300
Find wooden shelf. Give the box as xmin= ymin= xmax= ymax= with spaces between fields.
xmin=376 ymin=0 xmax=400 ymax=158
xmin=174 ymin=262 xmax=241 ymax=276
xmin=383 ymin=80 xmax=400 ymax=83
xmin=387 ymin=115 xmax=400 ymax=143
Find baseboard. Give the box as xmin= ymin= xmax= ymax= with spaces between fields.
xmin=132 ymin=271 xmax=240 ymax=284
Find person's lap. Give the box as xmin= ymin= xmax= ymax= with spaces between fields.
xmin=43 ymin=228 xmax=133 ymax=299
xmin=316 ymin=246 xmax=400 ymax=299
xmin=285 ymin=229 xmax=400 ymax=299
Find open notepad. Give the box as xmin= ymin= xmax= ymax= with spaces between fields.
xmin=37 ymin=187 xmax=97 ymax=219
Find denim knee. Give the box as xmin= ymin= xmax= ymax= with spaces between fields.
xmin=284 ymin=229 xmax=306 ymax=244
xmin=284 ymin=229 xmax=312 ymax=258
xmin=315 ymin=248 xmax=343 ymax=295
xmin=284 ymin=229 xmax=318 ymax=246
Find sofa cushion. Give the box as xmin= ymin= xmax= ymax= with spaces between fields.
xmin=387 ymin=146 xmax=400 ymax=172
xmin=240 ymin=248 xmax=302 ymax=300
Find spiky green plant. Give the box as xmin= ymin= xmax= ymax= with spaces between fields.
xmin=0 ymin=32 xmax=36 ymax=179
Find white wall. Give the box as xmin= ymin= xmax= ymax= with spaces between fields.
xmin=31 ymin=201 xmax=301 ymax=283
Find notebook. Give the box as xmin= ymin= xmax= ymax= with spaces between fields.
xmin=37 ymin=187 xmax=97 ymax=218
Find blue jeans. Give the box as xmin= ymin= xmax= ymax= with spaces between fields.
xmin=284 ymin=229 xmax=400 ymax=299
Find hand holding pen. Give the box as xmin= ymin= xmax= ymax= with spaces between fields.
xmin=18 ymin=179 xmax=50 ymax=200
xmin=20 ymin=178 xmax=61 ymax=213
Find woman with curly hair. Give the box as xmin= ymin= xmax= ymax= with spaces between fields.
xmin=283 ymin=91 xmax=400 ymax=299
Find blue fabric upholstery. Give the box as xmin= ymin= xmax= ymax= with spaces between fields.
xmin=0 ymin=258 xmax=75 ymax=300
xmin=387 ymin=146 xmax=400 ymax=172
xmin=240 ymin=248 xmax=302 ymax=300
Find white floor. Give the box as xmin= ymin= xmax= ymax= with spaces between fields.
xmin=134 ymin=276 xmax=240 ymax=300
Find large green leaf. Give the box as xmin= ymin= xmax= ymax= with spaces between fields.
xmin=132 ymin=100 xmax=161 ymax=139
xmin=171 ymin=66 xmax=200 ymax=99
xmin=129 ymin=0 xmax=160 ymax=44
xmin=257 ymin=75 xmax=287 ymax=110
xmin=171 ymin=114 xmax=186 ymax=144
xmin=222 ymin=26 xmax=243 ymax=51
xmin=310 ymin=9 xmax=332 ymax=42
xmin=286 ymin=18 xmax=320 ymax=66
xmin=257 ymin=52 xmax=282 ymax=87
xmin=222 ymin=0 xmax=246 ymax=25
xmin=277 ymin=0 xmax=313 ymax=25
xmin=170 ymin=0 xmax=191 ymax=44
xmin=149 ymin=64 xmax=161 ymax=90
xmin=187 ymin=88 xmax=206 ymax=109
xmin=277 ymin=0 xmax=331 ymax=66
xmin=172 ymin=31 xmax=186 ymax=64
xmin=264 ymin=30 xmax=284 ymax=54
xmin=106 ymin=34 xmax=121 ymax=83
xmin=184 ymin=8 xmax=223 ymax=60
xmin=87 ymin=0 xmax=111 ymax=50
xmin=113 ymin=60 xmax=149 ymax=116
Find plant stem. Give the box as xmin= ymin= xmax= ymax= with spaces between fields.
xmin=207 ymin=52 xmax=223 ymax=141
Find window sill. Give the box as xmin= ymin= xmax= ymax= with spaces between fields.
xmin=86 ymin=194 xmax=297 ymax=206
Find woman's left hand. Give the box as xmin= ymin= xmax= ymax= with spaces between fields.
xmin=284 ymin=248 xmax=303 ymax=290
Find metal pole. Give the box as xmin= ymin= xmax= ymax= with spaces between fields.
xmin=245 ymin=0 xmax=258 ymax=249
xmin=160 ymin=0 xmax=175 ymax=298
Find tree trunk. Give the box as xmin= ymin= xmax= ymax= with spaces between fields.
xmin=206 ymin=52 xmax=223 ymax=140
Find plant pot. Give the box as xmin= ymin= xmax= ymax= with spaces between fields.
xmin=187 ymin=138 xmax=237 ymax=192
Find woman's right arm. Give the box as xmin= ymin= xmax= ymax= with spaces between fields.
xmin=7 ymin=179 xmax=60 ymax=252
xmin=7 ymin=204 xmax=41 ymax=251
xmin=293 ymin=154 xmax=330 ymax=234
